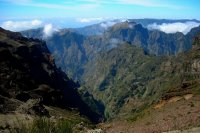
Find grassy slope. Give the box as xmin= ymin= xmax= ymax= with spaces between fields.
xmin=98 ymin=37 xmax=200 ymax=132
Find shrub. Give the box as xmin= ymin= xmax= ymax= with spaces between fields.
xmin=10 ymin=117 xmax=73 ymax=133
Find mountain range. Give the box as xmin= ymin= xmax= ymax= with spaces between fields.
xmin=21 ymin=20 xmax=200 ymax=81
xmin=70 ymin=19 xmax=200 ymax=36
xmin=1 ymin=18 xmax=200 ymax=132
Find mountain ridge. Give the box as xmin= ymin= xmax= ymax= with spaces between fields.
xmin=20 ymin=21 xmax=200 ymax=83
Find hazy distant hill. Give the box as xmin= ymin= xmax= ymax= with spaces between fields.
xmin=129 ymin=18 xmax=200 ymax=27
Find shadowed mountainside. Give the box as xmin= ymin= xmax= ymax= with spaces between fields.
xmin=0 ymin=27 xmax=103 ymax=123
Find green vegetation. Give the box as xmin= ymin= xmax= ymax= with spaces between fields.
xmin=82 ymin=38 xmax=200 ymax=120
xmin=82 ymin=44 xmax=168 ymax=119
xmin=10 ymin=118 xmax=73 ymax=133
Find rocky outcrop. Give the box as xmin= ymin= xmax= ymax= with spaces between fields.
xmin=16 ymin=99 xmax=49 ymax=117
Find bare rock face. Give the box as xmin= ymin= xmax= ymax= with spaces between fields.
xmin=16 ymin=99 xmax=49 ymax=117
xmin=192 ymin=59 xmax=200 ymax=72
xmin=0 ymin=95 xmax=22 ymax=113
xmin=87 ymin=128 xmax=104 ymax=133
xmin=161 ymin=61 xmax=174 ymax=73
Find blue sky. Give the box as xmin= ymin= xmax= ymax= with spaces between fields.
xmin=0 ymin=0 xmax=200 ymax=19
xmin=0 ymin=0 xmax=200 ymax=30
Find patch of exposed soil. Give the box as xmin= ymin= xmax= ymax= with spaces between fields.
xmin=101 ymin=95 xmax=200 ymax=133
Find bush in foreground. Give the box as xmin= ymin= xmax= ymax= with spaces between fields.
xmin=10 ymin=117 xmax=73 ymax=133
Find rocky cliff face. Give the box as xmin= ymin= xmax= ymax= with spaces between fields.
xmin=0 ymin=27 xmax=103 ymax=123
xmin=104 ymin=21 xmax=190 ymax=55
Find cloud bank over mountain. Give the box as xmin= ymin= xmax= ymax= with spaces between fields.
xmin=148 ymin=21 xmax=200 ymax=34
xmin=0 ymin=19 xmax=58 ymax=38
xmin=43 ymin=24 xmax=58 ymax=38
xmin=100 ymin=19 xmax=127 ymax=29
xmin=0 ymin=19 xmax=43 ymax=31
xmin=100 ymin=21 xmax=117 ymax=29
xmin=76 ymin=18 xmax=103 ymax=23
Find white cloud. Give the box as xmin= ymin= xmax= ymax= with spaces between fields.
xmin=0 ymin=19 xmax=42 ymax=31
xmin=0 ymin=19 xmax=58 ymax=37
xmin=0 ymin=0 xmax=185 ymax=11
xmin=76 ymin=17 xmax=103 ymax=23
xmin=0 ymin=0 xmax=31 ymax=3
xmin=100 ymin=19 xmax=127 ymax=29
xmin=147 ymin=21 xmax=200 ymax=34
xmin=1 ymin=0 xmax=57 ymax=9
xmin=117 ymin=0 xmax=184 ymax=9
xmin=100 ymin=21 xmax=117 ymax=29
xmin=119 ymin=0 xmax=156 ymax=6
xmin=1 ymin=0 xmax=98 ymax=10
xmin=73 ymin=0 xmax=185 ymax=9
xmin=78 ymin=4 xmax=98 ymax=9
xmin=43 ymin=24 xmax=58 ymax=38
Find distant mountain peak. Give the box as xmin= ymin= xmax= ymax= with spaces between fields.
xmin=108 ymin=21 xmax=137 ymax=31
